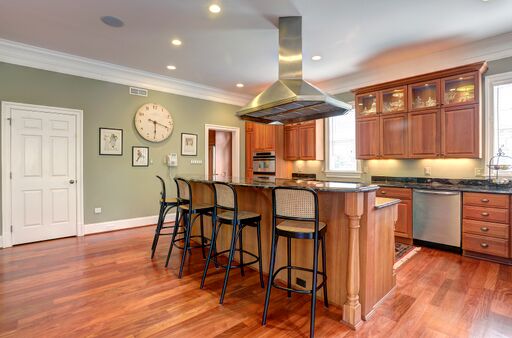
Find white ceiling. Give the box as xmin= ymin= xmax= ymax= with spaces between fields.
xmin=1 ymin=0 xmax=512 ymax=99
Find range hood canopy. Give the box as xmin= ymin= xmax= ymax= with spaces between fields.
xmin=237 ymin=16 xmax=351 ymax=125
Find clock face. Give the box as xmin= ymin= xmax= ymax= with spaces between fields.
xmin=135 ymin=103 xmax=174 ymax=142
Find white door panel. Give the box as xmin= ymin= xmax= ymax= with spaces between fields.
xmin=11 ymin=108 xmax=77 ymax=245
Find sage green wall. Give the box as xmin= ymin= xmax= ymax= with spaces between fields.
xmin=0 ymin=62 xmax=243 ymax=232
xmin=293 ymin=57 xmax=512 ymax=182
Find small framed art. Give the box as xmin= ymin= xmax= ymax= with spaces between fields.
xmin=99 ymin=128 xmax=123 ymax=155
xmin=132 ymin=146 xmax=149 ymax=167
xmin=181 ymin=133 xmax=198 ymax=156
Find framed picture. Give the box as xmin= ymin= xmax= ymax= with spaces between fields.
xmin=99 ymin=128 xmax=123 ymax=155
xmin=181 ymin=133 xmax=198 ymax=156
xmin=132 ymin=146 xmax=149 ymax=167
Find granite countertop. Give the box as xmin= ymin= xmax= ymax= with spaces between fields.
xmin=177 ymin=175 xmax=379 ymax=193
xmin=372 ymin=176 xmax=512 ymax=194
xmin=374 ymin=197 xmax=401 ymax=209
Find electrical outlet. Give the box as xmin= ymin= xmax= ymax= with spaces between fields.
xmin=296 ymin=277 xmax=306 ymax=288
xmin=475 ymin=168 xmax=484 ymax=177
xmin=424 ymin=167 xmax=431 ymax=176
xmin=363 ymin=165 xmax=369 ymax=174
xmin=94 ymin=207 xmax=102 ymax=214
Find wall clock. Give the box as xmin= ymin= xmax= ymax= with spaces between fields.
xmin=135 ymin=103 xmax=174 ymax=142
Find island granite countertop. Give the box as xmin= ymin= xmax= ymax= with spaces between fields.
xmin=176 ymin=175 xmax=379 ymax=193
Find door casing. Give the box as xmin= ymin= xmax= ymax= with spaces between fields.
xmin=1 ymin=101 xmax=84 ymax=248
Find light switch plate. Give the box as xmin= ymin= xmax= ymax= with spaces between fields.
xmin=94 ymin=207 xmax=102 ymax=214
xmin=424 ymin=167 xmax=431 ymax=176
xmin=190 ymin=159 xmax=203 ymax=165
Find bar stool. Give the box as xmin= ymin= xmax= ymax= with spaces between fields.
xmin=262 ymin=186 xmax=328 ymax=338
xmin=200 ymin=181 xmax=264 ymax=304
xmin=165 ymin=178 xmax=213 ymax=278
xmin=150 ymin=176 xmax=180 ymax=259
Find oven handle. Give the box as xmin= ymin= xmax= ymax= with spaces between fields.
xmin=414 ymin=189 xmax=460 ymax=196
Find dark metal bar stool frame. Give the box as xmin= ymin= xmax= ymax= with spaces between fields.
xmin=200 ymin=181 xmax=264 ymax=304
xmin=165 ymin=178 xmax=213 ymax=278
xmin=150 ymin=176 xmax=182 ymax=259
xmin=262 ymin=186 xmax=328 ymax=338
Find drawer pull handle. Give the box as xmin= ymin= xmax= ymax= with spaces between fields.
xmin=480 ymin=227 xmax=489 ymax=232
xmin=480 ymin=243 xmax=489 ymax=248
xmin=481 ymin=212 xmax=489 ymax=216
xmin=381 ymin=191 xmax=387 ymax=195
xmin=481 ymin=198 xmax=489 ymax=203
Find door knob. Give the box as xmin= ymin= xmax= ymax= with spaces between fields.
xmin=69 ymin=179 xmax=75 ymax=184
xmin=480 ymin=243 xmax=489 ymax=248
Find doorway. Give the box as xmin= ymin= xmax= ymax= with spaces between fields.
xmin=204 ymin=124 xmax=240 ymax=178
xmin=1 ymin=102 xmax=84 ymax=247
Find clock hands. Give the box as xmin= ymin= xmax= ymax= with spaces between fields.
xmin=148 ymin=118 xmax=169 ymax=130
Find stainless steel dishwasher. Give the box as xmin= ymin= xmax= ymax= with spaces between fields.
xmin=413 ymin=189 xmax=461 ymax=250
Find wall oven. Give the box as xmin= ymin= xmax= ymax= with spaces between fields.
xmin=252 ymin=151 xmax=276 ymax=174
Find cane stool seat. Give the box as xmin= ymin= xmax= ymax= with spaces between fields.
xmin=161 ymin=197 xmax=178 ymax=204
xmin=276 ymin=220 xmax=326 ymax=234
xmin=217 ymin=210 xmax=260 ymax=222
xmin=179 ymin=203 xmax=213 ymax=212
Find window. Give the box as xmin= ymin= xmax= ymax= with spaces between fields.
xmin=487 ymin=71 xmax=512 ymax=175
xmin=325 ymin=108 xmax=360 ymax=177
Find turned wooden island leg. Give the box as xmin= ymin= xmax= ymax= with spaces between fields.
xmin=342 ymin=192 xmax=364 ymax=329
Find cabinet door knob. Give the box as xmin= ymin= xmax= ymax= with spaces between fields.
xmin=480 ymin=227 xmax=489 ymax=232
xmin=481 ymin=198 xmax=489 ymax=203
xmin=481 ymin=212 xmax=489 ymax=216
xmin=480 ymin=243 xmax=489 ymax=248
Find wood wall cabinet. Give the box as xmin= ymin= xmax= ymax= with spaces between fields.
xmin=380 ymin=113 xmax=408 ymax=158
xmin=354 ymin=62 xmax=486 ymax=160
xmin=356 ymin=117 xmax=380 ymax=159
xmin=408 ymin=109 xmax=439 ymax=158
xmin=283 ymin=120 xmax=324 ymax=161
xmin=253 ymin=123 xmax=276 ymax=151
xmin=245 ymin=125 xmax=254 ymax=179
xmin=441 ymin=104 xmax=480 ymax=158
xmin=376 ymin=187 xmax=412 ymax=243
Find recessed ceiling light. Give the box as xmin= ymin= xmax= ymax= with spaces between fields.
xmin=209 ymin=4 xmax=221 ymax=13
xmin=171 ymin=39 xmax=182 ymax=46
xmin=236 ymin=83 xmax=244 ymax=88
xmin=167 ymin=65 xmax=176 ymax=70
xmin=312 ymin=55 xmax=322 ymax=61
xmin=101 ymin=16 xmax=124 ymax=28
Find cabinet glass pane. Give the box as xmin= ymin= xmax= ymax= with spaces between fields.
xmin=411 ymin=82 xmax=438 ymax=109
xmin=357 ymin=94 xmax=377 ymax=115
xmin=444 ymin=75 xmax=476 ymax=105
xmin=382 ymin=88 xmax=406 ymax=113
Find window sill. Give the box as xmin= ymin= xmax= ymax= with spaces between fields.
xmin=324 ymin=171 xmax=362 ymax=180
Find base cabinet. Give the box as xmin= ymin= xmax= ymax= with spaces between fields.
xmin=462 ymin=192 xmax=511 ymax=262
xmin=376 ymin=187 xmax=412 ymax=242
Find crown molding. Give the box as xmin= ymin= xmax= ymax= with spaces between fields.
xmin=322 ymin=31 xmax=512 ymax=95
xmin=0 ymin=38 xmax=250 ymax=106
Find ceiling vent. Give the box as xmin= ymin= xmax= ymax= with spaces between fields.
xmin=129 ymin=86 xmax=148 ymax=97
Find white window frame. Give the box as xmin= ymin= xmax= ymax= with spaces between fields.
xmin=485 ymin=71 xmax=512 ymax=177
xmin=324 ymin=110 xmax=362 ymax=179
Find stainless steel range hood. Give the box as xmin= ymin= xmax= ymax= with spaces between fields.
xmin=237 ymin=16 xmax=351 ymax=125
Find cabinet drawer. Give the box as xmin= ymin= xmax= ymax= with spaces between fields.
xmin=463 ymin=192 xmax=509 ymax=209
xmin=376 ymin=187 xmax=411 ymax=200
xmin=463 ymin=205 xmax=509 ymax=224
xmin=463 ymin=233 xmax=509 ymax=258
xmin=463 ymin=219 xmax=510 ymax=239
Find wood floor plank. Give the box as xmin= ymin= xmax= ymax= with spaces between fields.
xmin=1 ymin=226 xmax=512 ymax=337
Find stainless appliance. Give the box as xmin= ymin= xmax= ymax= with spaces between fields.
xmin=253 ymin=174 xmax=276 ymax=183
xmin=236 ymin=17 xmax=351 ymax=124
xmin=413 ymin=189 xmax=461 ymax=250
xmin=253 ymin=151 xmax=276 ymax=174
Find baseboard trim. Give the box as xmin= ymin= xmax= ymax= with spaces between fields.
xmin=84 ymin=213 xmax=176 ymax=235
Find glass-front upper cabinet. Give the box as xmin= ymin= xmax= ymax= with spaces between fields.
xmin=355 ymin=92 xmax=379 ymax=117
xmin=408 ymin=80 xmax=440 ymax=111
xmin=380 ymin=86 xmax=407 ymax=114
xmin=442 ymin=72 xmax=478 ymax=107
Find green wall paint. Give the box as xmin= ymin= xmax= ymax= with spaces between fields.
xmin=0 ymin=62 xmax=243 ymax=232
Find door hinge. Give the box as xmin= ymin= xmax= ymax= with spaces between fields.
xmin=7 ymin=117 xmax=12 ymax=125
xmin=10 ymin=172 xmax=12 ymax=179
xmin=10 ymin=225 xmax=13 ymax=233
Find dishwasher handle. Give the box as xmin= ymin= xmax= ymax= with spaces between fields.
xmin=414 ymin=189 xmax=460 ymax=196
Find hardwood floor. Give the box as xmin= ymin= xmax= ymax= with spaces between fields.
xmin=1 ymin=226 xmax=511 ymax=337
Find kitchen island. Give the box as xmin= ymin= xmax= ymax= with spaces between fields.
xmin=179 ymin=175 xmax=399 ymax=329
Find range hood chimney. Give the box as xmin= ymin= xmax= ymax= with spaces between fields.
xmin=236 ymin=16 xmax=351 ymax=124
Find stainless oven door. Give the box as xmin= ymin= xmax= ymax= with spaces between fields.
xmin=253 ymin=159 xmax=276 ymax=173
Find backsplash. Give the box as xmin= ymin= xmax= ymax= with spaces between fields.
xmin=292 ymin=158 xmax=486 ymax=182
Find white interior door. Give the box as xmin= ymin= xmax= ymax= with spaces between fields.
xmin=10 ymin=107 xmax=77 ymax=245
